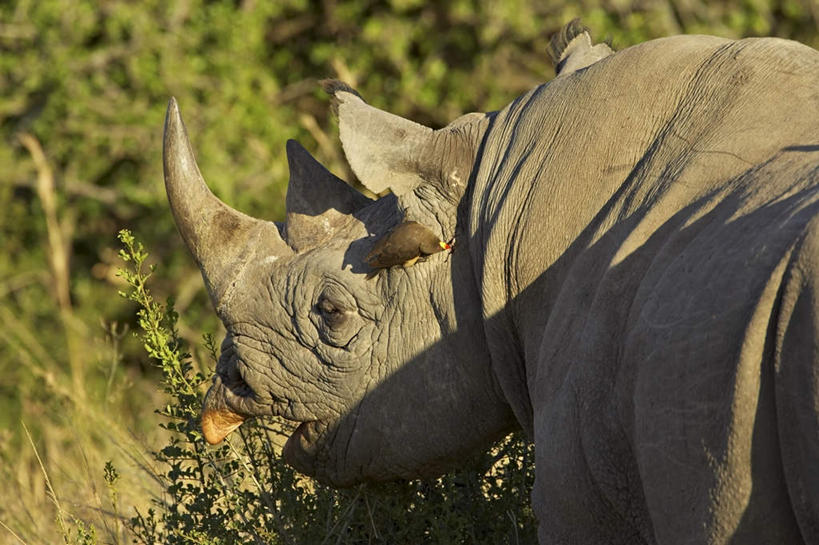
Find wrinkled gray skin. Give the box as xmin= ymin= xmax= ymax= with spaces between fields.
xmin=164 ymin=26 xmax=819 ymax=544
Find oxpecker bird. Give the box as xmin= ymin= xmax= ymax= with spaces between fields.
xmin=365 ymin=221 xmax=451 ymax=274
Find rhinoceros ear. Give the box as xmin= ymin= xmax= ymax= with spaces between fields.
xmin=547 ymin=19 xmax=614 ymax=76
xmin=285 ymin=140 xmax=372 ymax=251
xmin=322 ymin=80 xmax=433 ymax=197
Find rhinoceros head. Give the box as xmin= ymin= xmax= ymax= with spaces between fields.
xmin=163 ymin=85 xmax=514 ymax=485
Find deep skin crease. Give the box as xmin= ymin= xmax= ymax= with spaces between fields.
xmin=164 ymin=23 xmax=819 ymax=545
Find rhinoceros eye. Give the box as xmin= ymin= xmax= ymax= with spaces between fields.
xmin=311 ymin=282 xmax=363 ymax=350
xmin=317 ymin=297 xmax=346 ymax=327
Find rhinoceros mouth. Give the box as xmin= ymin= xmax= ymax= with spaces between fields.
xmin=200 ymin=365 xmax=262 ymax=444
xmin=201 ymin=347 xmax=336 ymax=448
xmin=201 ymin=406 xmax=325 ymax=448
xmin=202 ymin=407 xmax=247 ymax=444
xmin=201 ymin=369 xmax=326 ymax=446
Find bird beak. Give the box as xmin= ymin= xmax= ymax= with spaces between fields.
xmin=439 ymin=240 xmax=452 ymax=251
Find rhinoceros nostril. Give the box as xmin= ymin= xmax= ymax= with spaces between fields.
xmin=217 ymin=356 xmax=256 ymax=399
xmin=227 ymin=366 xmax=254 ymax=398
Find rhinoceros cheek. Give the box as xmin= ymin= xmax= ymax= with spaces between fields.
xmin=201 ymin=408 xmax=247 ymax=445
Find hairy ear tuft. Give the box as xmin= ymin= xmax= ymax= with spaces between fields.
xmin=547 ymin=18 xmax=589 ymax=66
xmin=321 ymin=79 xmax=363 ymax=99
xmin=321 ymin=79 xmax=364 ymax=116
xmin=548 ymin=19 xmax=614 ymax=76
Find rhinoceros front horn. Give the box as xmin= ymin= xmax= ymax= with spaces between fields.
xmin=163 ymin=98 xmax=291 ymax=307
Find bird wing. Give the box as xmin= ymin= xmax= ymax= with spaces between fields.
xmin=365 ymin=235 xmax=418 ymax=268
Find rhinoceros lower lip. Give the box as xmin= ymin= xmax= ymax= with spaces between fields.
xmin=201 ymin=408 xmax=247 ymax=445
xmin=282 ymin=421 xmax=321 ymax=464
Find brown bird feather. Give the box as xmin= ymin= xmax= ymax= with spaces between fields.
xmin=365 ymin=221 xmax=451 ymax=275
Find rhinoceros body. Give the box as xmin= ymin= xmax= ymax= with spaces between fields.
xmin=164 ymin=25 xmax=819 ymax=544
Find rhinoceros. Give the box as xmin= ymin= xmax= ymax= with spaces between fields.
xmin=163 ymin=21 xmax=819 ymax=544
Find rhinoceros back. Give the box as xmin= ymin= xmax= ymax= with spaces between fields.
xmin=467 ymin=34 xmax=819 ymax=543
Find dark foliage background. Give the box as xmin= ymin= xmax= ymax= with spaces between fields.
xmin=1 ymin=1 xmax=816 ymax=543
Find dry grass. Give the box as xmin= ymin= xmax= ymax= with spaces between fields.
xmin=0 ymin=330 xmax=166 ymax=545
xmin=0 ymin=134 xmax=168 ymax=545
